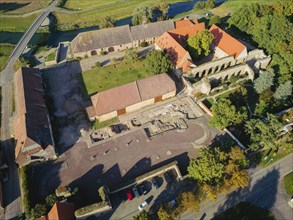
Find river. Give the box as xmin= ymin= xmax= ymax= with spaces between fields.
xmin=0 ymin=0 xmax=225 ymax=47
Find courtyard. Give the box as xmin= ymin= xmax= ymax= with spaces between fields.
xmin=31 ymin=111 xmax=218 ymax=207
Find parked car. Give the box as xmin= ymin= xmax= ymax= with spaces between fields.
xmin=163 ymin=172 xmax=172 ymax=184
xmin=139 ymin=183 xmax=148 ymax=195
xmin=138 ymin=200 xmax=148 ymax=211
xmin=126 ymin=189 xmax=134 ymax=200
xmin=151 ymin=177 xmax=159 ymax=189
xmin=132 ymin=185 xmax=141 ymax=198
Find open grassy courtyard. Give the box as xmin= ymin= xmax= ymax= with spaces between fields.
xmin=77 ymin=60 xmax=154 ymax=100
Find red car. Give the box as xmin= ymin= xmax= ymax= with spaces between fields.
xmin=126 ymin=189 xmax=134 ymax=200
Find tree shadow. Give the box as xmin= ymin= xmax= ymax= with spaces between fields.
xmin=213 ymin=168 xmax=280 ymax=218
xmin=0 ymin=2 xmax=30 ymax=13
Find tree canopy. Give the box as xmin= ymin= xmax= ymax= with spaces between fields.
xmin=245 ymin=114 xmax=284 ymax=151
xmin=98 ymin=16 xmax=115 ymax=29
xmin=132 ymin=6 xmax=154 ymax=25
xmin=209 ymin=15 xmax=221 ymax=26
xmin=274 ymin=80 xmax=292 ymax=100
xmin=145 ymin=50 xmax=172 ymax=74
xmin=253 ymin=69 xmax=274 ymax=94
xmin=188 ymin=146 xmax=249 ymax=187
xmin=187 ymin=29 xmax=214 ymax=59
xmin=209 ymin=98 xmax=247 ymax=129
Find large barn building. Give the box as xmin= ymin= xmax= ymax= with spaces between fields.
xmin=13 ymin=67 xmax=56 ymax=166
xmin=87 ymin=73 xmax=176 ymax=122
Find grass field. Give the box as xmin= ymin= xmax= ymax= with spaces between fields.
xmin=55 ymin=0 xmax=180 ymax=30
xmin=77 ymin=60 xmax=154 ymax=100
xmin=91 ymin=117 xmax=119 ymax=130
xmin=259 ymin=147 xmax=293 ymax=167
xmin=284 ymin=172 xmax=293 ymax=195
xmin=212 ymin=202 xmax=275 ymax=220
xmin=0 ymin=0 xmax=52 ymax=15
xmin=64 ymin=0 xmax=121 ymax=10
xmin=0 ymin=44 xmax=14 ymax=71
xmin=0 ymin=13 xmax=40 ymax=32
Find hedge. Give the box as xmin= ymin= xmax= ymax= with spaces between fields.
xmin=75 ymin=201 xmax=109 ymax=216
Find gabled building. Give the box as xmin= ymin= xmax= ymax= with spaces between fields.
xmin=71 ymin=25 xmax=133 ymax=58
xmin=87 ymin=73 xmax=176 ymax=122
xmin=155 ymin=21 xmax=205 ymax=74
xmin=209 ymin=24 xmax=248 ymax=60
xmin=131 ymin=20 xmax=175 ymax=47
xmin=13 ymin=67 xmax=55 ymax=166
xmin=174 ymin=17 xmax=198 ymax=29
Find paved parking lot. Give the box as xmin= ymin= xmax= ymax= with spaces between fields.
xmin=33 ymin=114 xmax=218 ymax=207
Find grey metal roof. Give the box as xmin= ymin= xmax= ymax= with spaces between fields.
xmin=130 ymin=20 xmax=175 ymax=41
xmin=71 ymin=25 xmax=132 ymax=53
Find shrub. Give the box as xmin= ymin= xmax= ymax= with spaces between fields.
xmin=20 ymin=166 xmax=32 ymax=218
xmin=100 ymin=51 xmax=107 ymax=55
xmin=31 ymin=203 xmax=47 ymax=219
xmin=75 ymin=202 xmax=109 ymax=217
xmin=140 ymin=41 xmax=148 ymax=47
xmin=96 ymin=62 xmax=102 ymax=67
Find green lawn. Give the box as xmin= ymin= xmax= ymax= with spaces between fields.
xmin=258 ymin=147 xmax=293 ymax=167
xmin=284 ymin=172 xmax=293 ymax=195
xmin=0 ymin=13 xmax=40 ymax=32
xmin=212 ymin=202 xmax=275 ymax=220
xmin=78 ymin=60 xmax=154 ymax=100
xmin=64 ymin=0 xmax=122 ymax=10
xmin=91 ymin=117 xmax=119 ymax=130
xmin=45 ymin=50 xmax=56 ymax=62
xmin=0 ymin=44 xmax=15 ymax=71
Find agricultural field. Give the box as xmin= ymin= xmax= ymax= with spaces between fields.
xmin=77 ymin=60 xmax=154 ymax=100
xmin=0 ymin=0 xmax=52 ymax=15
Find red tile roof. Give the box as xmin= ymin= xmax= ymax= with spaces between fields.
xmin=47 ymin=202 xmax=75 ymax=220
xmin=91 ymin=73 xmax=176 ymax=117
xmin=155 ymin=22 xmax=205 ymax=72
xmin=91 ymin=82 xmax=141 ymax=116
xmin=209 ymin=24 xmax=247 ymax=59
xmin=175 ymin=17 xmax=199 ymax=29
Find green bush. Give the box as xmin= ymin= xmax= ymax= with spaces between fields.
xmin=20 ymin=166 xmax=32 ymax=218
xmin=140 ymin=41 xmax=148 ymax=47
xmin=100 ymin=51 xmax=107 ymax=55
xmin=75 ymin=202 xmax=109 ymax=217
xmin=96 ymin=62 xmax=102 ymax=67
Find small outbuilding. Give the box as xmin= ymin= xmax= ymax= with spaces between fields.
xmin=88 ymin=73 xmax=176 ymax=122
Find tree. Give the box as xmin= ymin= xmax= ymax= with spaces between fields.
xmin=274 ymin=80 xmax=292 ymax=100
xmin=133 ymin=210 xmax=150 ymax=220
xmin=254 ymin=69 xmax=274 ymax=94
xmin=125 ymin=49 xmax=139 ymax=62
xmin=180 ymin=192 xmax=200 ymax=212
xmin=188 ymin=148 xmax=225 ymax=185
xmin=145 ymin=50 xmax=172 ymax=74
xmin=157 ymin=206 xmax=172 ymax=220
xmin=209 ymin=98 xmax=247 ymax=129
xmin=187 ymin=29 xmax=214 ymax=59
xmin=230 ymin=170 xmax=250 ymax=188
xmin=31 ymin=203 xmax=47 ymax=218
xmin=208 ymin=15 xmax=221 ymax=26
xmin=45 ymin=193 xmax=58 ymax=208
xmin=156 ymin=1 xmax=169 ymax=20
xmin=245 ymin=114 xmax=284 ymax=151
xmin=132 ymin=6 xmax=154 ymax=25
xmin=206 ymin=0 xmax=216 ymax=8
xmin=98 ymin=186 xmax=107 ymax=202
xmin=98 ymin=16 xmax=115 ymax=29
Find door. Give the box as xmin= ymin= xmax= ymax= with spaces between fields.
xmin=117 ymin=108 xmax=126 ymax=116
xmin=154 ymin=96 xmax=162 ymax=103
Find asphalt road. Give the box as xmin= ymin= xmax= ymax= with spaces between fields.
xmin=180 ymin=153 xmax=293 ymax=220
xmin=0 ymin=1 xmax=59 ymax=219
